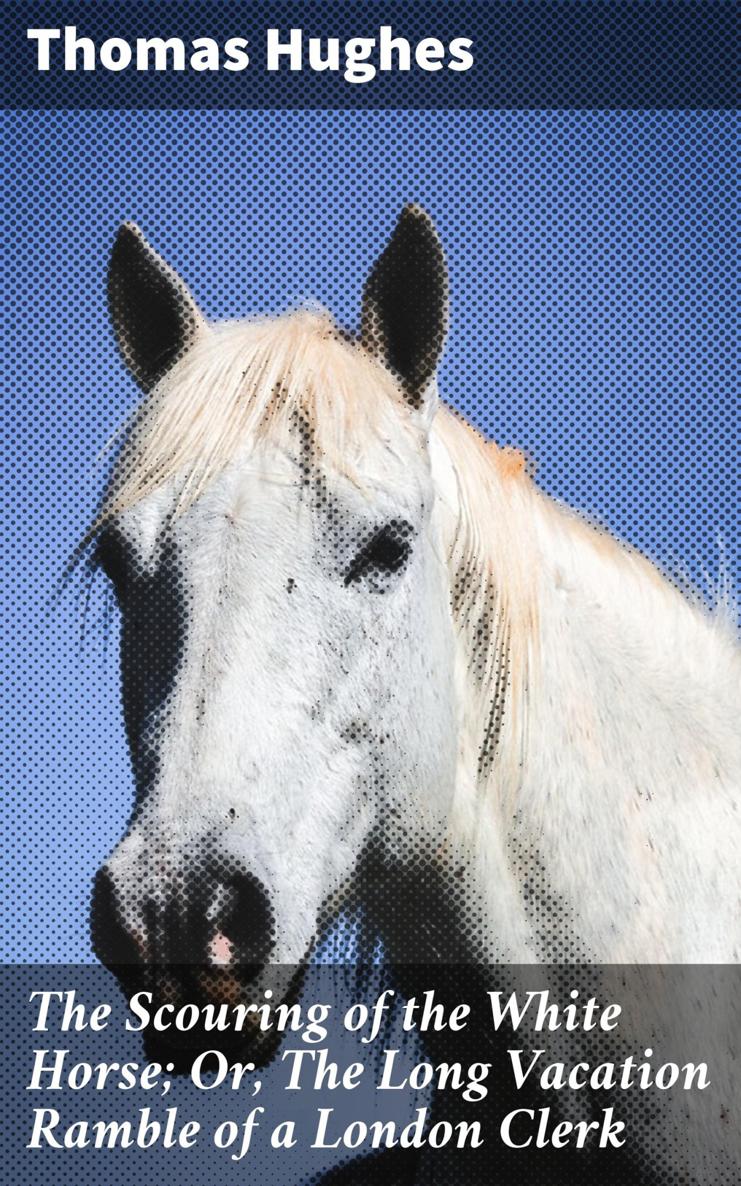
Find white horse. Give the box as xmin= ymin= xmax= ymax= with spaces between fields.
xmin=92 ymin=206 xmax=740 ymax=1182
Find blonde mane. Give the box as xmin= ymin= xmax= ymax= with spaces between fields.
xmin=102 ymin=311 xmax=421 ymax=520
xmin=432 ymin=409 xmax=538 ymax=804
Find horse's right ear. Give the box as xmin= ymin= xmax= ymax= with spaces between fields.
xmin=108 ymin=223 xmax=203 ymax=392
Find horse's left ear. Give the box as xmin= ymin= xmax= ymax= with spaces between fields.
xmin=108 ymin=223 xmax=204 ymax=392
xmin=361 ymin=204 xmax=448 ymax=411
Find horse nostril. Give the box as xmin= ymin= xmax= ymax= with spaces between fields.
xmin=91 ymin=863 xmax=274 ymax=973
xmin=217 ymin=872 xmax=274 ymax=966
xmin=91 ymin=866 xmax=143 ymax=968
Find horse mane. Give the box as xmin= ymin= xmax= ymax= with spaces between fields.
xmin=431 ymin=409 xmax=538 ymax=809
xmin=432 ymin=406 xmax=739 ymax=831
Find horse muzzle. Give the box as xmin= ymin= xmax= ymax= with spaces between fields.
xmin=93 ymin=858 xmax=276 ymax=1018
xmin=90 ymin=857 xmax=292 ymax=1068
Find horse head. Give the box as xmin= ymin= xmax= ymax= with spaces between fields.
xmin=91 ymin=208 xmax=462 ymax=1063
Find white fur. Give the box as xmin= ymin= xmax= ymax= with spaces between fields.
xmin=100 ymin=311 xmax=740 ymax=1178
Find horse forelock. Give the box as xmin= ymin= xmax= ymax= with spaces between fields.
xmin=98 ymin=308 xmax=424 ymax=526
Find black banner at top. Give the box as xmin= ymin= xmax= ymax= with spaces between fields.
xmin=2 ymin=2 xmax=739 ymax=110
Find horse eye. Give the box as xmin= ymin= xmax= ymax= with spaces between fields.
xmin=344 ymin=520 xmax=414 ymax=587
xmin=94 ymin=530 xmax=128 ymax=593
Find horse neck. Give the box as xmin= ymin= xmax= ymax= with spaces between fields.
xmin=449 ymin=464 xmax=741 ymax=963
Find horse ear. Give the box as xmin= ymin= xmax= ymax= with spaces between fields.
xmin=361 ymin=204 xmax=448 ymax=409
xmin=108 ymin=223 xmax=203 ymax=392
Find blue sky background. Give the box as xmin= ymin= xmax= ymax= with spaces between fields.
xmin=3 ymin=109 xmax=738 ymax=964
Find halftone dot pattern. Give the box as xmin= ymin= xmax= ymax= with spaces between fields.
xmin=5 ymin=109 xmax=736 ymax=959
xmin=3 ymin=109 xmax=739 ymax=1185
